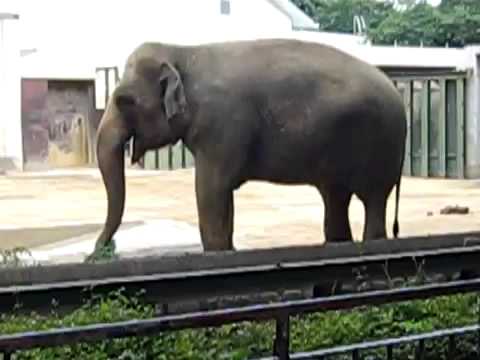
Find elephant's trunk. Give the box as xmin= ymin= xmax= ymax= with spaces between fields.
xmin=94 ymin=102 xmax=132 ymax=253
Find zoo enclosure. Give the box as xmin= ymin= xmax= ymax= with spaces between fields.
xmin=136 ymin=70 xmax=468 ymax=179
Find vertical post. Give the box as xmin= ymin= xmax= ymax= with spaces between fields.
xmin=185 ymin=147 xmax=195 ymax=168
xmin=172 ymin=142 xmax=183 ymax=170
xmin=421 ymin=80 xmax=430 ymax=177
xmin=477 ymin=294 xmax=480 ymax=358
xmin=387 ymin=344 xmax=394 ymax=360
xmin=113 ymin=66 xmax=120 ymax=83
xmin=103 ymin=68 xmax=110 ymax=106
xmin=168 ymin=145 xmax=173 ymax=170
xmin=403 ymin=80 xmax=413 ymax=176
xmin=456 ymin=78 xmax=465 ymax=179
xmin=86 ymin=84 xmax=96 ymax=165
xmin=448 ymin=335 xmax=456 ymax=359
xmin=158 ymin=147 xmax=170 ymax=170
xmin=3 ymin=351 xmax=12 ymax=360
xmin=181 ymin=142 xmax=186 ymax=168
xmin=416 ymin=339 xmax=425 ymax=360
xmin=352 ymin=349 xmax=360 ymax=360
xmin=438 ymin=79 xmax=447 ymax=177
xmin=273 ymin=315 xmax=290 ymax=360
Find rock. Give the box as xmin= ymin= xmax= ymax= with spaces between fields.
xmin=440 ymin=205 xmax=469 ymax=215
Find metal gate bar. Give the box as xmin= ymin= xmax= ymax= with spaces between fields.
xmin=255 ymin=324 xmax=480 ymax=360
xmin=392 ymin=73 xmax=467 ymax=179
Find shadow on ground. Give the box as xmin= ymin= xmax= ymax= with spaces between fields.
xmin=0 ymin=223 xmax=138 ymax=250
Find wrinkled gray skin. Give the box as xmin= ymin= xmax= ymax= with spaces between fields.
xmin=92 ymin=38 xmax=406 ymax=259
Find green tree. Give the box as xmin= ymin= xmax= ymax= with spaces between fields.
xmin=293 ymin=0 xmax=395 ymax=34
xmin=293 ymin=0 xmax=480 ymax=47
xmin=369 ymin=2 xmax=440 ymax=46
xmin=439 ymin=0 xmax=480 ymax=11
xmin=437 ymin=0 xmax=480 ymax=46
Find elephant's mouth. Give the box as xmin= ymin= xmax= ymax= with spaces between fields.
xmin=131 ymin=135 xmax=146 ymax=164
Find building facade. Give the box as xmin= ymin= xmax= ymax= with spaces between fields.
xmin=1 ymin=0 xmax=328 ymax=171
xmin=4 ymin=0 xmax=479 ymax=178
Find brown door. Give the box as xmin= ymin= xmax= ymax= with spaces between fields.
xmin=21 ymin=79 xmax=49 ymax=170
xmin=22 ymin=80 xmax=96 ymax=170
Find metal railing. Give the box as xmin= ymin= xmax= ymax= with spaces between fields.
xmin=257 ymin=324 xmax=480 ymax=359
xmin=1 ymin=278 xmax=479 ymax=359
xmin=1 ymin=232 xmax=480 ymax=315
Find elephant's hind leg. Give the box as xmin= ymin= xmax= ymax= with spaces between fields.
xmin=318 ymin=184 xmax=353 ymax=242
xmin=359 ymin=193 xmax=388 ymax=241
xmin=195 ymin=165 xmax=235 ymax=252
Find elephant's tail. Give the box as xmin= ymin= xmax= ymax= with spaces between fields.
xmin=392 ymin=176 xmax=401 ymax=238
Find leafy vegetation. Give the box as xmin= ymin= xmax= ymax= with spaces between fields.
xmin=1 ymin=288 xmax=479 ymax=359
xmin=0 ymin=247 xmax=34 ymax=268
xmin=293 ymin=0 xmax=480 ymax=47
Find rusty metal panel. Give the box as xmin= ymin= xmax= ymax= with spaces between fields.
xmin=45 ymin=81 xmax=90 ymax=167
xmin=21 ymin=80 xmax=96 ymax=170
xmin=21 ymin=79 xmax=49 ymax=169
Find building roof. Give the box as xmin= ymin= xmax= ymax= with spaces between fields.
xmin=267 ymin=0 xmax=319 ymax=30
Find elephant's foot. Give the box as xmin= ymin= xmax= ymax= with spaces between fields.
xmin=84 ymin=239 xmax=118 ymax=263
xmin=327 ymin=236 xmax=351 ymax=243
xmin=202 ymin=242 xmax=236 ymax=252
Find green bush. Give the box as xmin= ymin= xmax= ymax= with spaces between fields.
xmin=1 ymin=290 xmax=479 ymax=360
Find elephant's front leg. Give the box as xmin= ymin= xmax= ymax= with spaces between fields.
xmin=195 ymin=165 xmax=235 ymax=251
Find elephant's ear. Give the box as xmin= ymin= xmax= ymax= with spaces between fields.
xmin=158 ymin=62 xmax=187 ymax=120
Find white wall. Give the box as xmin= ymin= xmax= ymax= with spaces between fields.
xmin=2 ymin=0 xmax=296 ymax=170
xmin=15 ymin=0 xmax=294 ymax=75
xmin=0 ymin=16 xmax=22 ymax=170
xmin=465 ymin=46 xmax=480 ymax=178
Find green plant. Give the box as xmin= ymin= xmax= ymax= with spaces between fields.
xmin=0 ymin=247 xmax=35 ymax=268
xmin=1 ymin=288 xmax=479 ymax=360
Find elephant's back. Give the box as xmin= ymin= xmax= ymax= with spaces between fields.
xmin=191 ymin=39 xmax=400 ymax=108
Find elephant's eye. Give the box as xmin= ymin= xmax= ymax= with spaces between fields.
xmin=116 ymin=94 xmax=136 ymax=111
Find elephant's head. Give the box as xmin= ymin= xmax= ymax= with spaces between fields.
xmin=93 ymin=54 xmax=188 ymax=254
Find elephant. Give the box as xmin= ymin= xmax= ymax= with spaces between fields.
xmin=90 ymin=38 xmax=407 ymax=260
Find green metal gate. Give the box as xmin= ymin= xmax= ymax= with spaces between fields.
xmin=142 ymin=141 xmax=194 ymax=170
xmin=392 ymin=73 xmax=467 ymax=179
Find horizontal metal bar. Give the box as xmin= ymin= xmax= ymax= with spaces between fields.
xmin=2 ymin=235 xmax=480 ymax=314
xmin=384 ymin=67 xmax=468 ymax=79
xmin=390 ymin=75 xmax=468 ymax=81
xmin=256 ymin=324 xmax=480 ymax=360
xmin=1 ymin=278 xmax=480 ymax=353
xmin=2 ymin=232 xmax=479 ymax=287
xmin=3 ymin=242 xmax=480 ymax=294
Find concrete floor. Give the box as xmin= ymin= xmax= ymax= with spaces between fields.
xmin=1 ymin=168 xmax=480 ymax=262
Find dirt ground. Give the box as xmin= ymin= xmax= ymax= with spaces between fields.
xmin=1 ymin=168 xmax=480 ymax=251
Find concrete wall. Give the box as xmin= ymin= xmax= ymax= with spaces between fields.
xmin=465 ymin=46 xmax=480 ymax=178
xmin=0 ymin=15 xmax=22 ymax=171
